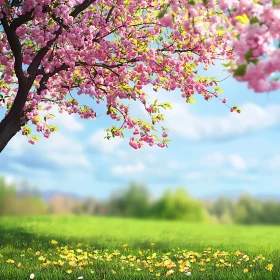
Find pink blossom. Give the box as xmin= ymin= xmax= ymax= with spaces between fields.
xmin=28 ymin=139 xmax=36 ymax=145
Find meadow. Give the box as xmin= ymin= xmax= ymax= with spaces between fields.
xmin=0 ymin=216 xmax=279 ymax=279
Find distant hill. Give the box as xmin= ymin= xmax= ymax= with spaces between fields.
xmin=41 ymin=190 xmax=84 ymax=202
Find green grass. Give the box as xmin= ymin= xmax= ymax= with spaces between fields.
xmin=0 ymin=216 xmax=280 ymax=279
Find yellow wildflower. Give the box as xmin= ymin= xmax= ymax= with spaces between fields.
xmin=243 ymin=268 xmax=248 ymax=273
xmin=166 ymin=269 xmax=174 ymax=276
xmin=266 ymin=264 xmax=274 ymax=271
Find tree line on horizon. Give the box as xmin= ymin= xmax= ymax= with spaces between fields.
xmin=1 ymin=177 xmax=280 ymax=225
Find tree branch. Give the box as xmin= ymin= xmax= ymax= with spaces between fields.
xmin=0 ymin=12 xmax=27 ymax=85
xmin=10 ymin=9 xmax=34 ymax=30
xmin=37 ymin=64 xmax=69 ymax=94
xmin=71 ymin=0 xmax=97 ymax=18
xmin=106 ymin=5 xmax=115 ymax=23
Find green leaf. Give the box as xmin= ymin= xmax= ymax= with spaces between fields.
xmin=233 ymin=64 xmax=247 ymax=77
xmin=249 ymin=17 xmax=260 ymax=24
xmin=157 ymin=9 xmax=167 ymax=19
xmin=244 ymin=49 xmax=253 ymax=63
xmin=222 ymin=61 xmax=233 ymax=68
xmin=214 ymin=86 xmax=224 ymax=94
xmin=31 ymin=136 xmax=40 ymax=141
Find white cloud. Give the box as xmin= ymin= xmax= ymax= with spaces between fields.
xmin=40 ymin=133 xmax=91 ymax=169
xmin=89 ymin=129 xmax=123 ymax=154
xmin=228 ymin=154 xmax=247 ymax=171
xmin=112 ymin=162 xmax=145 ymax=175
xmin=4 ymin=132 xmax=91 ymax=170
xmin=43 ymin=106 xmax=84 ymax=132
xmin=165 ymin=103 xmax=280 ymax=140
xmin=5 ymin=135 xmax=26 ymax=157
xmin=202 ymin=152 xmax=253 ymax=171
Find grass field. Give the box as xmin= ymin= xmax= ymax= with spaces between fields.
xmin=0 ymin=216 xmax=280 ymax=279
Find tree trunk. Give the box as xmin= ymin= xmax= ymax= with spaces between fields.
xmin=0 ymin=115 xmax=23 ymax=153
xmin=0 ymin=84 xmax=29 ymax=153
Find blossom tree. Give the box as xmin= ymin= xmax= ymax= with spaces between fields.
xmin=3 ymin=0 xmax=274 ymax=153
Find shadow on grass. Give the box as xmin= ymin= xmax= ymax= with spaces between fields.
xmin=0 ymin=225 xmax=180 ymax=252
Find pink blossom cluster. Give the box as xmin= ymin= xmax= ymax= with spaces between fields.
xmin=0 ymin=0 xmax=240 ymax=149
xmin=170 ymin=0 xmax=280 ymax=93
xmin=229 ymin=2 xmax=280 ymax=92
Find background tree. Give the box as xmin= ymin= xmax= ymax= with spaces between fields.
xmin=108 ymin=183 xmax=151 ymax=218
xmin=151 ymin=188 xmax=207 ymax=222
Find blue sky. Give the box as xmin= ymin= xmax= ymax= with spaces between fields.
xmin=1 ymin=64 xmax=280 ymax=200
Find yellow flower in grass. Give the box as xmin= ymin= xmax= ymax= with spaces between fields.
xmin=166 ymin=269 xmax=174 ymax=276
xmin=266 ymin=264 xmax=274 ymax=271
xmin=69 ymin=260 xmax=77 ymax=267
xmin=200 ymin=268 xmax=205 ymax=271
xmin=6 ymin=259 xmax=15 ymax=264
xmin=66 ymin=270 xmax=72 ymax=274
xmin=38 ymin=256 xmax=45 ymax=262
xmin=243 ymin=268 xmax=249 ymax=273
xmin=51 ymin=240 xmax=58 ymax=245
xmin=17 ymin=263 xmax=22 ymax=268
xmin=0 ymin=254 xmax=3 ymax=258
